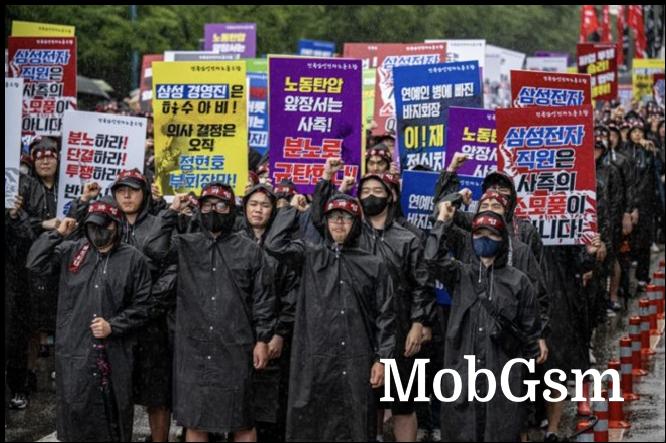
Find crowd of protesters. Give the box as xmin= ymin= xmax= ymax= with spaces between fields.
xmin=5 ymin=95 xmax=665 ymax=442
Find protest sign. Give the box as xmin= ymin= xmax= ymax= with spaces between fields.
xmin=510 ymin=70 xmax=592 ymax=108
xmin=525 ymin=56 xmax=568 ymax=73
xmin=298 ymin=39 xmax=336 ymax=57
xmin=5 ymin=78 xmax=23 ymax=208
xmin=632 ymin=58 xmax=665 ymax=103
xmin=248 ymin=72 xmax=268 ymax=156
xmin=204 ymin=23 xmax=256 ymax=58
xmin=497 ymin=106 xmax=597 ymax=245
xmin=152 ymin=61 xmax=248 ymax=197
xmin=57 ymin=110 xmax=147 ymax=217
xmin=7 ymin=36 xmax=77 ymax=149
xmin=576 ymin=43 xmax=617 ymax=101
xmin=394 ymin=61 xmax=482 ymax=171
xmin=268 ymin=56 xmax=362 ymax=195
xmin=140 ymin=54 xmax=163 ymax=113
xmin=444 ymin=107 xmax=497 ymax=208
xmin=12 ymin=20 xmax=75 ymax=37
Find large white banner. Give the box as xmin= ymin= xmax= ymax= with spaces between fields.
xmin=425 ymin=39 xmax=486 ymax=70
xmin=5 ymin=77 xmax=23 ymax=208
xmin=525 ymin=56 xmax=568 ymax=73
xmin=484 ymin=44 xmax=526 ymax=108
xmin=57 ymin=110 xmax=147 ymax=217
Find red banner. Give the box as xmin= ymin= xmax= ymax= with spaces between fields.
xmin=139 ymin=54 xmax=163 ymax=113
xmin=510 ymin=70 xmax=592 ymax=108
xmin=628 ymin=5 xmax=647 ymax=59
xmin=576 ymin=43 xmax=617 ymax=101
xmin=617 ymin=5 xmax=626 ymax=66
xmin=7 ymin=37 xmax=78 ymax=142
xmin=579 ymin=5 xmax=599 ymax=43
xmin=497 ymin=106 xmax=597 ymax=245
xmin=601 ymin=5 xmax=611 ymax=43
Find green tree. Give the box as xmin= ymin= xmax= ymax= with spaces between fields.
xmin=5 ymin=5 xmax=581 ymax=97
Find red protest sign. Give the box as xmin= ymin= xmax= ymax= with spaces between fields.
xmin=497 ymin=106 xmax=597 ymax=245
xmin=510 ymin=70 xmax=592 ymax=107
xmin=576 ymin=43 xmax=617 ymax=101
xmin=139 ymin=54 xmax=163 ymax=113
xmin=7 ymin=36 xmax=78 ymax=140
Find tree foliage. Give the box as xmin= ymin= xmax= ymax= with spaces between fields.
xmin=5 ymin=5 xmax=580 ymax=97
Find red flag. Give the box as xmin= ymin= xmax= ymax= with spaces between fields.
xmin=580 ymin=5 xmax=599 ymax=43
xmin=616 ymin=5 xmax=626 ymax=66
xmin=628 ymin=5 xmax=647 ymax=58
xmin=601 ymin=5 xmax=612 ymax=43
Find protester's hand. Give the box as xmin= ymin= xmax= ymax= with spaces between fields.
xmin=323 ymin=157 xmax=344 ymax=181
xmin=150 ymin=183 xmax=163 ymax=202
xmin=56 ymin=217 xmax=78 ymax=237
xmin=389 ymin=161 xmax=400 ymax=175
xmin=247 ymin=179 xmax=259 ymax=196
xmin=622 ymin=213 xmax=633 ymax=236
xmin=582 ymin=271 xmax=594 ymax=287
xmin=290 ymin=194 xmax=308 ymax=212
xmin=169 ymin=193 xmax=190 ymax=213
xmin=253 ymin=342 xmax=269 ymax=370
xmin=259 ymin=177 xmax=273 ymax=190
xmin=369 ymin=120 xmax=378 ymax=131
xmin=81 ymin=182 xmax=102 ymax=203
xmin=421 ymin=326 xmax=432 ymax=343
xmin=437 ymin=200 xmax=456 ymax=222
xmin=8 ymin=195 xmax=24 ymax=219
xmin=458 ymin=188 xmax=473 ymax=206
xmin=42 ymin=217 xmax=62 ymax=231
xmin=90 ymin=316 xmax=112 ymax=339
xmin=447 ymin=153 xmax=468 ymax=173
xmin=404 ymin=322 xmax=423 ymax=357
xmin=338 ymin=176 xmax=356 ymax=194
xmin=631 ymin=209 xmax=639 ymax=225
xmin=536 ymin=339 xmax=549 ymax=365
xmin=586 ymin=233 xmax=601 ymax=257
xmin=268 ymin=335 xmax=284 ymax=360
xmin=370 ymin=361 xmax=385 ymax=388
xmin=597 ymin=241 xmax=608 ymax=263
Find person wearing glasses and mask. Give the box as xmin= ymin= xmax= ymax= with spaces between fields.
xmin=265 ymin=191 xmax=395 ymax=442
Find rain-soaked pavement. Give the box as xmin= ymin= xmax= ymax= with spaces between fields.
xmin=5 ymin=252 xmax=665 ymax=442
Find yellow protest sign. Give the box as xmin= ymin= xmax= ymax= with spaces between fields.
xmin=12 ymin=20 xmax=75 ymax=37
xmin=632 ymin=58 xmax=665 ymax=103
xmin=152 ymin=61 xmax=248 ymax=197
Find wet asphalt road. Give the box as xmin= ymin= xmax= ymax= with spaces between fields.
xmin=5 ymin=252 xmax=665 ymax=442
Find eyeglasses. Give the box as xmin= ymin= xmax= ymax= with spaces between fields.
xmin=200 ymin=201 xmax=230 ymax=213
xmin=327 ymin=213 xmax=354 ymax=224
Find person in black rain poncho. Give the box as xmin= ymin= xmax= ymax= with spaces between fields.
xmin=239 ymin=183 xmax=298 ymax=442
xmin=424 ymin=201 xmax=540 ymax=442
xmin=144 ymin=182 xmax=275 ymax=442
xmin=25 ymin=197 xmax=153 ymax=442
xmin=312 ymin=158 xmax=433 ymax=441
xmin=265 ymin=192 xmax=395 ymax=442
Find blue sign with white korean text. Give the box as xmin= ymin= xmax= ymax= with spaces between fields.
xmin=394 ymin=61 xmax=482 ymax=172
xmin=297 ymin=39 xmax=336 ymax=57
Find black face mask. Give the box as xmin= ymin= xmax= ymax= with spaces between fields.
xmin=201 ymin=212 xmax=235 ymax=233
xmin=86 ymin=224 xmax=116 ymax=248
xmin=361 ymin=195 xmax=389 ymax=217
